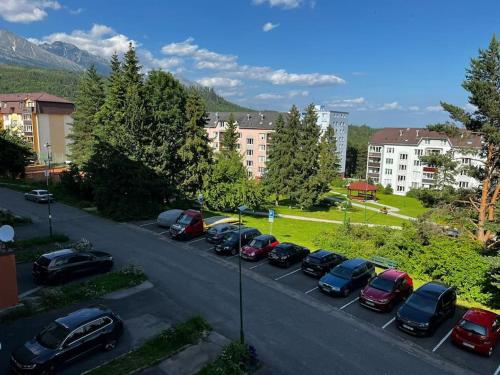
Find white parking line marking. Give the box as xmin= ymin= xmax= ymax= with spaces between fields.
xmin=493 ymin=364 xmax=500 ymax=375
xmin=274 ymin=268 xmax=301 ymax=281
xmin=340 ymin=297 xmax=360 ymax=310
xmin=382 ymin=317 xmax=396 ymax=329
xmin=159 ymin=230 xmax=169 ymax=235
xmin=188 ymin=237 xmax=206 ymax=244
xmin=250 ymin=260 xmax=268 ymax=270
xmin=140 ymin=222 xmax=156 ymax=227
xmin=305 ymin=286 xmax=318 ymax=294
xmin=19 ymin=286 xmax=42 ymax=299
xmin=432 ymin=328 xmax=453 ymax=352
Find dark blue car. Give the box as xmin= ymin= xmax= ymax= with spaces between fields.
xmin=318 ymin=258 xmax=375 ymax=297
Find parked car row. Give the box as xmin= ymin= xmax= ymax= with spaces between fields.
xmin=203 ymin=223 xmax=500 ymax=357
xmin=10 ymin=306 xmax=123 ymax=375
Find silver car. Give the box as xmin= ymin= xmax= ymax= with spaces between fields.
xmin=24 ymin=189 xmax=54 ymax=203
xmin=157 ymin=209 xmax=183 ymax=228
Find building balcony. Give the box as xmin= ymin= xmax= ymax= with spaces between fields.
xmin=423 ymin=166 xmax=438 ymax=172
xmin=368 ymin=152 xmax=381 ymax=157
xmin=367 ymin=172 xmax=380 ymax=177
xmin=368 ymin=162 xmax=381 ymax=167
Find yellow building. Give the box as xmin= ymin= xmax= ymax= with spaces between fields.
xmin=0 ymin=92 xmax=74 ymax=164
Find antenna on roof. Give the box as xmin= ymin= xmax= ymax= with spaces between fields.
xmin=259 ymin=112 xmax=264 ymax=120
xmin=247 ymin=113 xmax=250 ymax=120
xmin=416 ymin=129 xmax=419 ymax=137
xmin=399 ymin=130 xmax=403 ymax=137
xmin=215 ymin=112 xmax=219 ymax=120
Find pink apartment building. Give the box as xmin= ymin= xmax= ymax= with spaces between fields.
xmin=206 ymin=112 xmax=286 ymax=179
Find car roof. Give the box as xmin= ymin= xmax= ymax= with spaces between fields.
xmin=340 ymin=258 xmax=368 ymax=269
xmin=309 ymin=249 xmax=334 ymax=258
xmin=56 ymin=306 xmax=111 ymax=330
xmin=254 ymin=234 xmax=274 ymax=240
xmin=42 ymin=248 xmax=75 ymax=259
xmin=240 ymin=227 xmax=258 ymax=233
xmin=213 ymin=223 xmax=236 ymax=230
xmin=184 ymin=209 xmax=201 ymax=216
xmin=275 ymin=242 xmax=296 ymax=249
xmin=32 ymin=189 xmax=47 ymax=193
xmin=417 ymin=281 xmax=451 ymax=297
xmin=378 ymin=268 xmax=406 ymax=280
xmin=463 ymin=309 xmax=498 ymax=326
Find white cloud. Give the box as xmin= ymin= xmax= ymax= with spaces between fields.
xmin=463 ymin=103 xmax=477 ymax=112
xmin=197 ymin=77 xmax=242 ymax=88
xmin=288 ymin=90 xmax=309 ymax=97
xmin=263 ymin=22 xmax=280 ymax=32
xmin=408 ymin=106 xmax=420 ymax=111
xmin=219 ymin=91 xmax=244 ymax=98
xmin=139 ymin=50 xmax=183 ymax=70
xmin=329 ymin=97 xmax=365 ymax=108
xmin=69 ymin=7 xmax=83 ymax=15
xmin=162 ymin=38 xmax=345 ymax=87
xmin=255 ymin=90 xmax=308 ymax=100
xmin=425 ymin=105 xmax=443 ymax=112
xmin=378 ymin=102 xmax=402 ymax=111
xmin=252 ymin=0 xmax=301 ymax=9
xmin=0 ymin=0 xmax=61 ymax=23
xmin=255 ymin=93 xmax=283 ymax=100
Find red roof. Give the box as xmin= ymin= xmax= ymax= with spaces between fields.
xmin=0 ymin=92 xmax=72 ymax=104
xmin=0 ymin=92 xmax=74 ymax=115
xmin=347 ymin=181 xmax=377 ymax=191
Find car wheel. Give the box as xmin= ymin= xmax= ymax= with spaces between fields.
xmin=231 ymin=248 xmax=238 ymax=256
xmin=104 ymin=338 xmax=118 ymax=351
xmin=40 ymin=364 xmax=55 ymax=375
xmin=343 ymin=288 xmax=350 ymax=297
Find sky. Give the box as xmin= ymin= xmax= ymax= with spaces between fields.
xmin=0 ymin=0 xmax=499 ymax=127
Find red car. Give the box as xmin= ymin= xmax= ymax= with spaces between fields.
xmin=452 ymin=308 xmax=500 ymax=357
xmin=359 ymin=269 xmax=413 ymax=312
xmin=240 ymin=234 xmax=279 ymax=261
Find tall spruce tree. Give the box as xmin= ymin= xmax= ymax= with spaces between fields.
xmin=222 ymin=113 xmax=239 ymax=153
xmin=264 ymin=114 xmax=289 ymax=204
xmin=318 ymin=126 xmax=341 ymax=188
xmin=294 ymin=104 xmax=322 ymax=208
xmin=282 ymin=105 xmax=303 ymax=202
xmin=178 ymin=93 xmax=213 ymax=197
xmin=69 ymin=65 xmax=105 ymax=166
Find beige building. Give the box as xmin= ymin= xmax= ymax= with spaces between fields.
xmin=0 ymin=92 xmax=74 ymax=165
xmin=206 ymin=112 xmax=285 ymax=179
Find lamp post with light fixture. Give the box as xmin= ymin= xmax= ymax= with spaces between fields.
xmin=44 ymin=143 xmax=53 ymax=238
xmin=237 ymin=204 xmax=248 ymax=344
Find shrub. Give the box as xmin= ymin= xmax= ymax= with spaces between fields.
xmin=198 ymin=342 xmax=254 ymax=375
xmin=383 ymin=184 xmax=393 ymax=195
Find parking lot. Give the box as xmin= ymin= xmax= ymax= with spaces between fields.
xmin=131 ymin=219 xmax=500 ymax=375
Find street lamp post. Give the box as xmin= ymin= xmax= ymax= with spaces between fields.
xmin=237 ymin=204 xmax=248 ymax=345
xmin=44 ymin=143 xmax=53 ymax=238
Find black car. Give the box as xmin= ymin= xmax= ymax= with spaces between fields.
xmin=318 ymin=258 xmax=376 ymax=297
xmin=268 ymin=242 xmax=309 ymax=267
xmin=214 ymin=227 xmax=261 ymax=255
xmin=301 ymin=250 xmax=347 ymax=277
xmin=205 ymin=223 xmax=238 ymax=244
xmin=10 ymin=306 xmax=123 ymax=375
xmin=33 ymin=249 xmax=113 ymax=284
xmin=396 ymin=281 xmax=456 ymax=336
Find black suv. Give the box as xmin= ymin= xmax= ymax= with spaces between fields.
xmin=10 ymin=306 xmax=123 ymax=375
xmin=214 ymin=227 xmax=261 ymax=255
xmin=33 ymin=249 xmax=113 ymax=284
xmin=301 ymin=250 xmax=347 ymax=277
xmin=396 ymin=281 xmax=456 ymax=336
xmin=268 ymin=242 xmax=309 ymax=267
xmin=205 ymin=223 xmax=238 ymax=244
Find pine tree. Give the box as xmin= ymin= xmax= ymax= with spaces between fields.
xmin=282 ymin=105 xmax=303 ymax=203
xmin=355 ymin=146 xmax=368 ymax=178
xmin=221 ymin=113 xmax=239 ymax=153
xmin=69 ymin=65 xmax=105 ymax=166
xmin=264 ymin=114 xmax=288 ymax=204
xmin=294 ymin=104 xmax=322 ymax=208
xmin=318 ymin=126 xmax=341 ymax=188
xmin=178 ymin=93 xmax=213 ymax=197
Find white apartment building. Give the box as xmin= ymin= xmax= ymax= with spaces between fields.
xmin=367 ymin=128 xmax=483 ymax=195
xmin=311 ymin=105 xmax=349 ymax=174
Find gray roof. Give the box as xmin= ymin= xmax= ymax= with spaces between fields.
xmin=206 ymin=111 xmax=287 ymax=130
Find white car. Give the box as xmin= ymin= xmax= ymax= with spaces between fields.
xmin=24 ymin=189 xmax=54 ymax=203
xmin=157 ymin=209 xmax=184 ymax=228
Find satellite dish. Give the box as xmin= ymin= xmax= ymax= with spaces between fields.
xmin=0 ymin=225 xmax=15 ymax=242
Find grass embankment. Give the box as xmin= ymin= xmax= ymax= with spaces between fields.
xmin=10 ymin=234 xmax=70 ymax=263
xmin=86 ymin=316 xmax=211 ymax=375
xmin=198 ymin=341 xmax=257 ymax=375
xmin=0 ymin=207 xmax=32 ymax=226
xmin=1 ymin=266 xmax=147 ymax=322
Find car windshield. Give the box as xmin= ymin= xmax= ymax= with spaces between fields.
xmin=223 ymin=232 xmax=238 ymax=243
xmin=177 ymin=214 xmax=193 ymax=225
xmin=370 ymin=277 xmax=395 ymax=292
xmin=459 ymin=319 xmax=487 ymax=336
xmin=307 ymin=255 xmax=325 ymax=264
xmin=38 ymin=190 xmax=49 ymax=195
xmin=36 ymin=256 xmax=51 ymax=267
xmin=36 ymin=322 xmax=70 ymax=349
xmin=331 ymin=266 xmax=352 ymax=279
xmin=405 ymin=293 xmax=437 ymax=315
xmin=248 ymin=239 xmax=265 ymax=249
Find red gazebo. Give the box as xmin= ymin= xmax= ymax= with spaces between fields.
xmin=346 ymin=181 xmax=377 ymax=201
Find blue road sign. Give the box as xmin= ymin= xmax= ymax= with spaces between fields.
xmin=268 ymin=209 xmax=275 ymax=223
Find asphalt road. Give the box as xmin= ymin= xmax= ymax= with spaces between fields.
xmin=0 ymin=187 xmax=488 ymax=375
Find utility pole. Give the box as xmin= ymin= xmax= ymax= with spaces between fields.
xmin=45 ymin=143 xmax=53 ymax=238
xmin=237 ymin=204 xmax=247 ymax=345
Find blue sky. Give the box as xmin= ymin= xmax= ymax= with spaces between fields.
xmin=1 ymin=0 xmax=499 ymax=127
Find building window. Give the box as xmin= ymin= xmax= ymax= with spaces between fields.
xmin=387 ymin=147 xmax=394 ymax=153
xmin=238 ymin=132 xmax=242 ymax=139
xmin=440 ymin=140 xmax=447 ymax=146
xmin=462 ymin=158 xmax=471 ymax=165
xmin=399 ymin=164 xmax=407 ymax=171
xmin=423 ymin=172 xmax=434 ymax=179
xmin=246 ymin=149 xmax=253 ymax=156
xmin=424 ymin=139 xmax=430 ymax=144
xmin=246 ymin=138 xmax=254 ymax=145
xmin=383 ymin=179 xmax=391 ymax=185
xmin=246 ymin=160 xmax=253 ymax=167
xmin=411 ymin=182 xmax=419 ymax=188
xmin=397 ymin=175 xmax=406 ymax=181
xmin=247 ymin=171 xmax=253 ymax=177
xmin=369 ymin=146 xmax=382 ymax=152
xmin=400 ymin=154 xmax=408 ymax=160
xmin=397 ymin=186 xmax=405 ymax=192
xmin=414 ymin=160 xmax=421 ymax=166
xmin=385 ymin=169 xmax=392 ymax=175
xmin=385 ymin=158 xmax=393 ymax=165
xmin=258 ymin=156 xmax=266 ymax=163
xmin=236 ymin=144 xmax=240 ymax=150
xmin=459 ymin=181 xmax=469 ymax=188
xmin=259 ymin=144 xmax=266 ymax=151
xmin=415 ymin=149 xmax=423 ymax=156
xmin=259 ymin=133 xmax=266 ymax=141
xmin=258 ymin=167 xmax=266 ymax=174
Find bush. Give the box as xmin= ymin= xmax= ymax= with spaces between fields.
xmin=383 ymin=184 xmax=393 ymax=195
xmin=0 ymin=208 xmax=32 ymax=226
xmin=198 ymin=342 xmax=255 ymax=375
